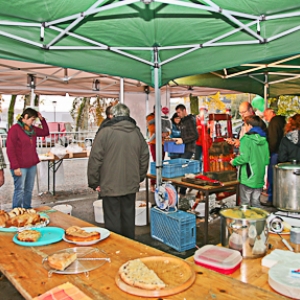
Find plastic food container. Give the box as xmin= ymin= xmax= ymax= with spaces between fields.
xmin=194 ymin=245 xmax=242 ymax=275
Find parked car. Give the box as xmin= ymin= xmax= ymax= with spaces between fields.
xmin=0 ymin=127 xmax=7 ymax=147
xmin=37 ymin=122 xmax=73 ymax=147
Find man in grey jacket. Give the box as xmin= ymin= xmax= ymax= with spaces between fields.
xmin=88 ymin=103 xmax=149 ymax=239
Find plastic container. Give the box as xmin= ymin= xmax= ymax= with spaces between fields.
xmin=150 ymin=208 xmax=196 ymax=252
xmin=93 ymin=200 xmax=151 ymax=226
xmin=194 ymin=245 xmax=242 ymax=275
xmin=164 ymin=141 xmax=185 ymax=154
xmin=150 ymin=158 xmax=200 ymax=178
xmin=53 ymin=204 xmax=73 ymax=215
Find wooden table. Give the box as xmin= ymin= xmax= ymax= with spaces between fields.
xmin=146 ymin=174 xmax=239 ymax=244
xmin=186 ymin=233 xmax=292 ymax=298
xmin=0 ymin=206 xmax=287 ymax=300
xmin=39 ymin=152 xmax=88 ymax=195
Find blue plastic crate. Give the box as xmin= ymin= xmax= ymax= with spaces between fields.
xmin=164 ymin=141 xmax=185 ymax=154
xmin=150 ymin=158 xmax=200 ymax=178
xmin=150 ymin=208 xmax=196 ymax=252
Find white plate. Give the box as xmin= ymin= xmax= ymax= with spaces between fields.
xmin=63 ymin=227 xmax=110 ymax=245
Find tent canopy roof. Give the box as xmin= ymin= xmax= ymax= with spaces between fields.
xmin=0 ymin=59 xmax=239 ymax=97
xmin=1 ymin=1 xmax=300 ymax=87
xmin=173 ymin=54 xmax=300 ymax=98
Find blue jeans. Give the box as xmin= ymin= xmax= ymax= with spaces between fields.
xmin=194 ymin=145 xmax=203 ymax=173
xmin=11 ymin=165 xmax=37 ymax=209
xmin=267 ymin=153 xmax=278 ymax=203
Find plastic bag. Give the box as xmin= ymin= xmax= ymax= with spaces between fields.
xmin=66 ymin=143 xmax=83 ymax=153
xmin=50 ymin=144 xmax=67 ymax=159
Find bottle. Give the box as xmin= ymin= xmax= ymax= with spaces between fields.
xmin=215 ymin=121 xmax=221 ymax=137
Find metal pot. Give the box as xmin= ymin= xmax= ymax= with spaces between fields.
xmin=273 ymin=161 xmax=300 ymax=212
xmin=220 ymin=205 xmax=269 ymax=258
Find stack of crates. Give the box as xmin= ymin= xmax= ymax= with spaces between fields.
xmin=150 ymin=208 xmax=196 ymax=252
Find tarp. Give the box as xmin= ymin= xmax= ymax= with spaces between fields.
xmin=1 ymin=1 xmax=300 ymax=87
xmin=172 ymin=55 xmax=300 ymax=98
xmin=0 ymin=59 xmax=239 ymax=98
xmin=1 ymin=0 xmax=300 ymax=185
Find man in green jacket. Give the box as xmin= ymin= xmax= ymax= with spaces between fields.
xmin=88 ymin=103 xmax=149 ymax=239
xmin=230 ymin=115 xmax=269 ymax=208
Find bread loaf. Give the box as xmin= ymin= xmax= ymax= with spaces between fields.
xmin=5 ymin=212 xmax=41 ymax=228
xmin=0 ymin=210 xmax=10 ymax=227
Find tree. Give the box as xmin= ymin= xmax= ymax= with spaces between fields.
xmin=8 ymin=95 xmax=17 ymax=128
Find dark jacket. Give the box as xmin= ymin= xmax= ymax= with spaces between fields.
xmin=179 ymin=114 xmax=198 ymax=153
xmin=267 ymin=115 xmax=286 ymax=154
xmin=278 ymin=130 xmax=300 ymax=163
xmin=87 ymin=116 xmax=149 ymax=197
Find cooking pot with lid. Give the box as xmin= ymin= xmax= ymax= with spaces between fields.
xmin=220 ymin=205 xmax=269 ymax=258
xmin=273 ymin=161 xmax=300 ymax=212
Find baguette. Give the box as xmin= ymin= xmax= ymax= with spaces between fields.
xmin=47 ymin=252 xmax=77 ymax=271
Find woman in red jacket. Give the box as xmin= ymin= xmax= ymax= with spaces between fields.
xmin=7 ymin=108 xmax=49 ymax=208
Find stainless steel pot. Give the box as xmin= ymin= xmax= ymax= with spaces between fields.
xmin=220 ymin=205 xmax=269 ymax=258
xmin=273 ymin=161 xmax=300 ymax=212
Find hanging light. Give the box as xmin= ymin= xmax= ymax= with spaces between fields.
xmin=92 ymin=79 xmax=100 ymax=91
xmin=27 ymin=74 xmax=36 ymax=89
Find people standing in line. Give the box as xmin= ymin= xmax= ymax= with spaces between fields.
xmin=6 ymin=108 xmax=49 ymax=208
xmin=278 ymin=113 xmax=300 ymax=163
xmin=262 ymin=108 xmax=286 ymax=206
xmin=146 ymin=105 xmax=171 ymax=192
xmin=173 ymin=104 xmax=198 ymax=198
xmin=230 ymin=115 xmax=269 ymax=208
xmin=226 ymin=101 xmax=255 ymax=148
xmin=0 ymin=146 xmax=6 ymax=188
xmin=88 ymin=103 xmax=149 ymax=239
xmin=168 ymin=112 xmax=182 ymax=159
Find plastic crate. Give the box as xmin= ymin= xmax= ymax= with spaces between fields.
xmin=150 ymin=158 xmax=200 ymax=178
xmin=150 ymin=208 xmax=196 ymax=252
xmin=164 ymin=141 xmax=185 ymax=153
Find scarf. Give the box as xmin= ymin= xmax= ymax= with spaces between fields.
xmin=17 ymin=120 xmax=36 ymax=137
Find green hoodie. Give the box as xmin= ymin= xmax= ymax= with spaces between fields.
xmin=232 ymin=133 xmax=269 ymax=189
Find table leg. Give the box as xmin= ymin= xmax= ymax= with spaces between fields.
xmin=146 ymin=177 xmax=149 ymax=225
xmin=235 ymin=183 xmax=240 ymax=206
xmin=47 ymin=161 xmax=50 ymax=193
xmin=204 ymin=189 xmax=209 ymax=245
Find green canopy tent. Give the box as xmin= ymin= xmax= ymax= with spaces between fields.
xmin=1 ymin=0 xmax=300 ymax=186
xmin=172 ymin=54 xmax=300 ymax=101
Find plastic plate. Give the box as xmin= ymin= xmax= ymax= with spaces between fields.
xmin=13 ymin=227 xmax=64 ymax=246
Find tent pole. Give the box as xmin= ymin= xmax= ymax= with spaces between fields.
xmin=120 ymin=78 xmax=124 ymax=103
xmin=30 ymin=88 xmax=35 ymax=107
xmin=154 ymin=69 xmax=162 ymax=189
xmin=264 ymin=73 xmax=269 ymax=109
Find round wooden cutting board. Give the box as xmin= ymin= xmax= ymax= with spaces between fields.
xmin=115 ymin=256 xmax=196 ymax=297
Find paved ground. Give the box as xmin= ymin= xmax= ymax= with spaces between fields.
xmin=0 ymin=150 xmax=276 ymax=299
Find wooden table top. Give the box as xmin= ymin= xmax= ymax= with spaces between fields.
xmin=146 ymin=174 xmax=239 ymax=191
xmin=186 ymin=233 xmax=293 ymax=299
xmin=0 ymin=206 xmax=288 ymax=300
xmin=39 ymin=151 xmax=88 ymax=161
